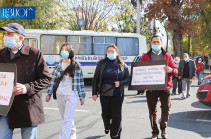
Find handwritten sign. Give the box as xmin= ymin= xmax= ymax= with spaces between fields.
xmin=131 ymin=65 xmax=166 ymax=85
xmin=129 ymin=60 xmax=168 ymax=90
xmin=0 ymin=72 xmax=14 ymax=106
xmin=0 ymin=63 xmax=17 ymax=116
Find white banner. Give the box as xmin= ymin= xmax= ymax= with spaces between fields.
xmin=0 ymin=72 xmax=14 ymax=106
xmin=131 ymin=65 xmax=166 ymax=85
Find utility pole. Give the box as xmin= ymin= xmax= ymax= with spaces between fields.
xmin=136 ymin=0 xmax=141 ymax=34
xmin=153 ymin=18 xmax=156 ymax=34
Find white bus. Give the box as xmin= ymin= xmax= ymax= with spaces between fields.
xmin=24 ymin=29 xmax=147 ymax=78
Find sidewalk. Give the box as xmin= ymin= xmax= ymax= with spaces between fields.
xmin=204 ymin=69 xmax=211 ymax=75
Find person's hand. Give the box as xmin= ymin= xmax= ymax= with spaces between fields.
xmin=193 ymin=76 xmax=196 ymax=79
xmin=80 ymin=100 xmax=85 ymax=105
xmin=45 ymin=96 xmax=51 ymax=102
xmin=92 ymin=95 xmax=98 ymax=101
xmin=163 ymin=66 xmax=173 ymax=73
xmin=13 ymin=83 xmax=27 ymax=95
xmin=114 ymin=81 xmax=120 ymax=87
xmin=178 ymin=76 xmax=181 ymax=79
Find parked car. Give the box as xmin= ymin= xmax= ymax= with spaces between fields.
xmin=197 ymin=75 xmax=211 ymax=107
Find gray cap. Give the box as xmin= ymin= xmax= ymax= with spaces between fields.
xmin=0 ymin=23 xmax=25 ymax=36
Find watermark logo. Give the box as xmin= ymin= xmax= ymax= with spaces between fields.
xmin=0 ymin=6 xmax=35 ymax=19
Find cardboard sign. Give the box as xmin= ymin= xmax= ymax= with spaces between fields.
xmin=0 ymin=64 xmax=17 ymax=116
xmin=129 ymin=60 xmax=168 ymax=90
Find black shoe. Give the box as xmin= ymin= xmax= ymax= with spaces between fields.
xmin=105 ymin=129 xmax=109 ymax=134
xmin=137 ymin=90 xmax=144 ymax=95
xmin=186 ymin=94 xmax=190 ymax=98
xmin=181 ymin=97 xmax=186 ymax=99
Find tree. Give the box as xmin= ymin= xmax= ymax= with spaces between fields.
xmin=109 ymin=1 xmax=136 ymax=33
xmin=182 ymin=1 xmax=211 ymax=57
xmin=59 ymin=0 xmax=118 ymax=31
xmin=191 ymin=1 xmax=211 ymax=57
xmin=109 ymin=0 xmax=152 ymax=49
xmin=143 ymin=0 xmax=208 ymax=58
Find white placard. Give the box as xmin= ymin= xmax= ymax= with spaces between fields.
xmin=131 ymin=65 xmax=166 ymax=85
xmin=0 ymin=72 xmax=14 ymax=106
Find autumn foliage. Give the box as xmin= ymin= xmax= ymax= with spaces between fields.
xmin=143 ymin=0 xmax=209 ymax=57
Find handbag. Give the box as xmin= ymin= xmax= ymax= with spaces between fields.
xmin=100 ymin=68 xmax=119 ymax=96
xmin=52 ymin=72 xmax=64 ymax=100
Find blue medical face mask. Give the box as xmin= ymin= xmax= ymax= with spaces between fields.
xmin=107 ymin=54 xmax=116 ymax=60
xmin=198 ymin=61 xmax=201 ymax=63
xmin=60 ymin=50 xmax=69 ymax=59
xmin=184 ymin=58 xmax=189 ymax=62
xmin=151 ymin=45 xmax=161 ymax=52
xmin=175 ymin=61 xmax=179 ymax=64
xmin=4 ymin=36 xmax=17 ymax=49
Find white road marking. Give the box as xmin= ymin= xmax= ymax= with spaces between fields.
xmin=44 ymin=107 xmax=88 ymax=112
xmin=196 ymin=119 xmax=211 ymax=123
xmin=170 ymin=117 xmax=211 ymax=123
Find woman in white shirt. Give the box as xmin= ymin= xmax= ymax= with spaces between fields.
xmin=45 ymin=44 xmax=86 ymax=139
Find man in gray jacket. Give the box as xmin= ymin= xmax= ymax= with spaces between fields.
xmin=178 ymin=53 xmax=196 ymax=99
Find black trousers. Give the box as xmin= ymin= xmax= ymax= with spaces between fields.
xmin=172 ymin=77 xmax=182 ymax=94
xmin=100 ymin=95 xmax=124 ymax=139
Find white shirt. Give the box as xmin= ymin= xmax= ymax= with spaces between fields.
xmin=57 ymin=62 xmax=76 ymax=95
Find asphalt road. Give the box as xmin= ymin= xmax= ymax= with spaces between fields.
xmin=13 ymin=79 xmax=211 ymax=139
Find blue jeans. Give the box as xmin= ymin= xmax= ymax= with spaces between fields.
xmin=0 ymin=116 xmax=37 ymax=139
xmin=197 ymin=72 xmax=203 ymax=85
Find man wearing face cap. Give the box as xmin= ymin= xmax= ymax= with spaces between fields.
xmin=0 ymin=23 xmax=51 ymax=139
xmin=140 ymin=34 xmax=178 ymax=139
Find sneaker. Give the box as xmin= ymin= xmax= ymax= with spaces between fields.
xmin=70 ymin=133 xmax=77 ymax=139
xmin=161 ymin=130 xmax=167 ymax=139
xmin=181 ymin=97 xmax=186 ymax=99
xmin=151 ymin=134 xmax=158 ymax=139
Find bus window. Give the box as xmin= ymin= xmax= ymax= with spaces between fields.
xmin=117 ymin=38 xmax=139 ymax=56
xmin=67 ymin=36 xmax=91 ymax=55
xmin=41 ymin=35 xmax=66 ymax=54
xmin=93 ymin=37 xmax=115 ymax=55
xmin=24 ymin=38 xmax=37 ymax=48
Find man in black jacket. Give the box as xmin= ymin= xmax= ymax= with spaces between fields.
xmin=178 ymin=53 xmax=196 ymax=99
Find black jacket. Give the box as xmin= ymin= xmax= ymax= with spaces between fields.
xmin=178 ymin=59 xmax=196 ymax=79
xmin=92 ymin=59 xmax=130 ymax=96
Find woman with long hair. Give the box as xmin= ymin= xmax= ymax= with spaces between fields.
xmin=92 ymin=44 xmax=130 ymax=139
xmin=45 ymin=43 xmax=86 ymax=139
xmin=196 ymin=56 xmax=205 ymax=85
